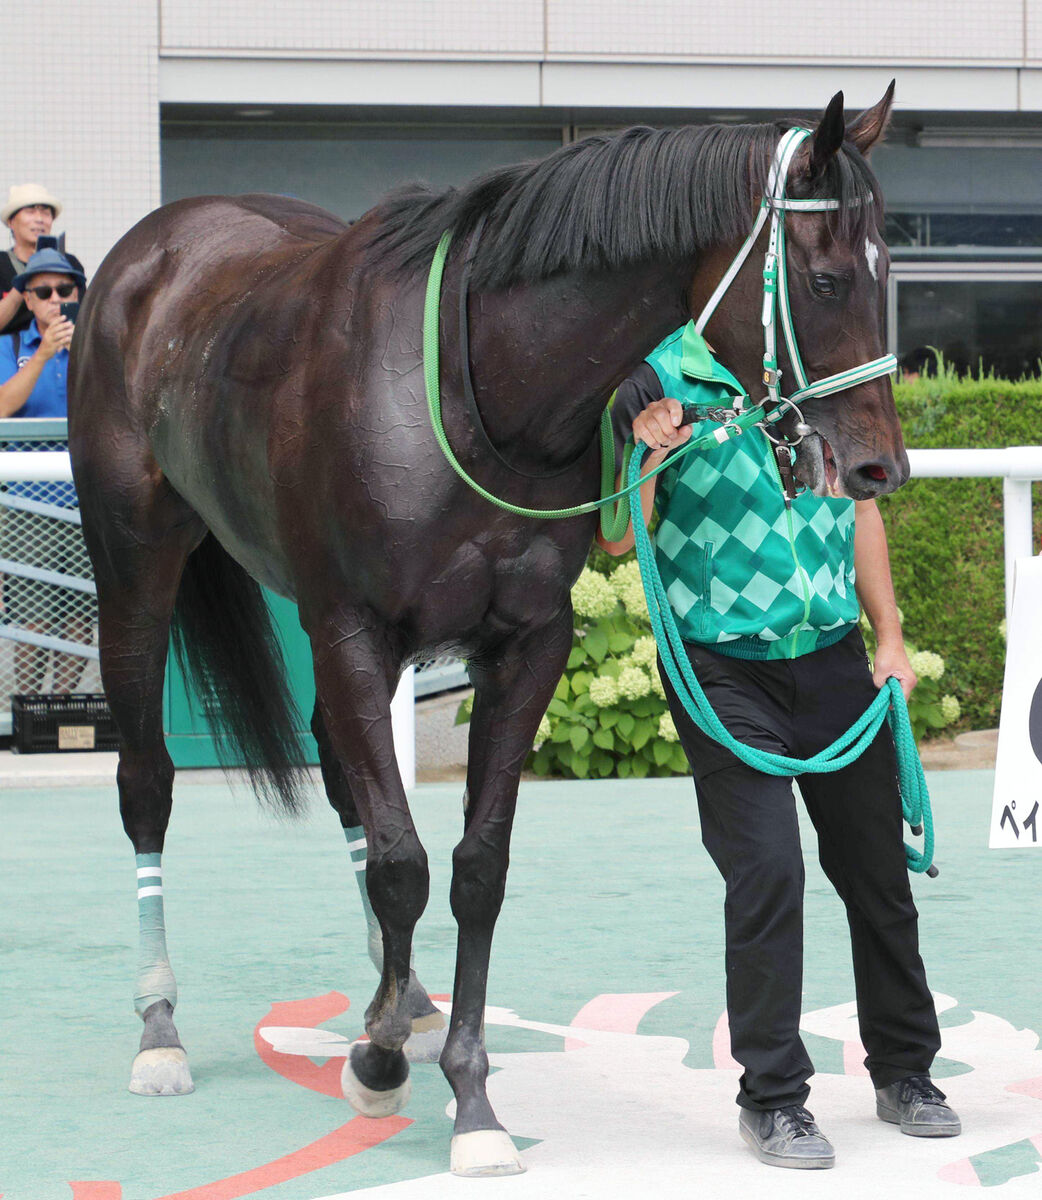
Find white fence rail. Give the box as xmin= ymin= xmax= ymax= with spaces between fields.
xmin=2 ymin=445 xmax=1038 ymax=759
xmin=906 ymin=446 xmax=1042 ymax=620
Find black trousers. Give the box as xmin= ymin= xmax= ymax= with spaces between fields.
xmin=662 ymin=628 xmax=941 ymax=1111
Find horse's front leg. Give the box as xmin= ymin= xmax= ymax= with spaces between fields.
xmin=309 ymin=614 xmax=428 ymax=1118
xmin=443 ymin=610 xmax=574 ymax=1177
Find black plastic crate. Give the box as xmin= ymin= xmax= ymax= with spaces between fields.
xmin=11 ymin=693 xmax=120 ymax=753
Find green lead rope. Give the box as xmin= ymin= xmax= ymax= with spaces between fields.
xmin=627 ymin=440 xmax=935 ymax=874
xmin=423 ymin=230 xmax=935 ymax=874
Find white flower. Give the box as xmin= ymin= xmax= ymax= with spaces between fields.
xmin=571 ymin=568 xmax=617 ymax=621
xmin=940 ymin=694 xmax=961 ymax=724
xmin=630 ymin=635 xmax=658 ymax=670
xmin=618 ymin=666 xmax=652 ymax=700
xmin=608 ymin=559 xmax=642 ymax=597
xmin=588 ymin=676 xmax=619 ymax=708
xmin=535 ymin=714 xmax=552 ymax=743
xmin=909 ymin=650 xmax=945 ymax=681
xmin=605 ymin=560 xmax=650 ymax=622
xmin=999 ymin=618 xmax=1007 ymax=643
xmin=650 ymin=670 xmax=666 ymax=699
xmin=620 ymin=580 xmax=649 ymax=623
xmin=658 ymin=712 xmax=679 ymax=743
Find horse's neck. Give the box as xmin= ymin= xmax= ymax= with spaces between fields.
xmin=466 ymin=260 xmax=693 ymax=473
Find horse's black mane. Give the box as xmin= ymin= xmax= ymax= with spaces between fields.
xmin=364 ymin=121 xmax=880 ymax=289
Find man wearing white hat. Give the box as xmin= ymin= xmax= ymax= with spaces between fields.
xmin=0 ymin=184 xmax=85 ymax=336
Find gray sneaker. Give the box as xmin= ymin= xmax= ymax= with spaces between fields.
xmin=875 ymin=1074 xmax=961 ymax=1137
xmin=738 ymin=1104 xmax=836 ymax=1169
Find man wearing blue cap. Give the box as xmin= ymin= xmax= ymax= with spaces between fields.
xmin=0 ymin=243 xmax=84 ymax=418
xmin=0 ymin=243 xmax=91 ymax=690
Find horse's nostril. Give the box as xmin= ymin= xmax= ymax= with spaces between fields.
xmin=865 ymin=464 xmax=888 ymax=482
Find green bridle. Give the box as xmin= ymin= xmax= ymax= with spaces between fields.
xmin=692 ymin=125 xmax=896 ymax=436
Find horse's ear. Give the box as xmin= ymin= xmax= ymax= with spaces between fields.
xmin=808 ymin=91 xmax=846 ymax=178
xmin=846 ymin=79 xmax=896 ymax=156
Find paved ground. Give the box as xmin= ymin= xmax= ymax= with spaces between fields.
xmin=2 ymin=768 xmax=1040 ymax=1200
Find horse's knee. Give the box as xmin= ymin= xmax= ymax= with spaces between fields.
xmin=450 ymin=837 xmax=507 ymax=925
xmin=366 ymin=839 xmax=429 ymax=929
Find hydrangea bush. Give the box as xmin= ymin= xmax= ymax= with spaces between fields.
xmin=457 ymin=556 xmax=963 ymax=779
xmin=526 ymin=560 xmax=689 ymax=779
xmin=858 ymin=611 xmax=961 ymax=742
xmin=457 ymin=558 xmax=690 ymax=780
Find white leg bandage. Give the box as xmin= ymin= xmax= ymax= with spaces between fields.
xmin=344 ymin=826 xmax=384 ymax=972
xmin=134 ymin=852 xmax=178 ymax=1017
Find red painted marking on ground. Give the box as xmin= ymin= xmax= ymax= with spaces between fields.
xmin=712 ymin=1011 xmax=741 ymax=1070
xmin=429 ymin=994 xmax=451 ymax=1002
xmin=1008 ymin=1076 xmax=1042 ymax=1100
xmin=1032 ymin=1133 xmax=1042 ymax=1156
xmin=151 ymin=1115 xmax=411 ymax=1200
xmin=937 ymin=1158 xmax=981 ymax=1186
xmin=565 ymin=992 xmax=678 ymax=1052
xmin=253 ymin=992 xmax=351 ymax=1098
xmin=842 ymin=1040 xmax=870 ymax=1076
xmin=69 ymin=1185 xmax=122 ymax=1200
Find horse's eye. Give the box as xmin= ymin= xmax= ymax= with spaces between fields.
xmin=811 ymin=274 xmax=837 ymax=298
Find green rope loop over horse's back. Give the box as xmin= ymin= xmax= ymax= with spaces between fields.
xmin=423 ymin=230 xmax=761 ymax=541
xmin=626 ymin=441 xmax=934 ymax=873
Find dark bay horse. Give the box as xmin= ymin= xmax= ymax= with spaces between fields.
xmin=68 ymin=85 xmax=903 ymax=1176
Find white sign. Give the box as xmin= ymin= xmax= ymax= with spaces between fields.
xmin=990 ymin=556 xmax=1042 ymax=848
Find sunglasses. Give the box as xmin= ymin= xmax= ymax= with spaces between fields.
xmin=27 ymin=283 xmax=77 ymax=301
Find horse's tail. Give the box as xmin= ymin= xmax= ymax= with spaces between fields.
xmin=170 ymin=533 xmax=311 ymax=816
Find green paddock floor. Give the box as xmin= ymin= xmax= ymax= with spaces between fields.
xmin=2 ymin=771 xmax=1040 ymax=1199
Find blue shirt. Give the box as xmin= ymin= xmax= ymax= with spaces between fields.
xmin=0 ymin=321 xmax=76 ymax=506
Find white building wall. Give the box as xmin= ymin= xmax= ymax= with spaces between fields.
xmin=6 ymin=1 xmax=1042 ymax=277
xmin=161 ymin=0 xmax=544 ymax=55
xmin=3 ymin=0 xmax=160 ymax=276
xmin=159 ymin=0 xmax=1031 ymax=63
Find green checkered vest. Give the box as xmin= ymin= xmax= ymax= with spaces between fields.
xmin=650 ymin=324 xmax=859 ymax=660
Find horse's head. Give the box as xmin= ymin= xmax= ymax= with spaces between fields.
xmin=694 ymin=84 xmax=908 ymax=500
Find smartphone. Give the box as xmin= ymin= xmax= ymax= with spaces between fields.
xmin=60 ymin=301 xmax=79 ymax=324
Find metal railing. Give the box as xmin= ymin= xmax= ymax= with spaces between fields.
xmin=0 ymin=420 xmax=100 ymax=735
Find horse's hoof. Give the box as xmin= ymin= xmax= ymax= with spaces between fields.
xmin=404 ymin=1010 xmax=447 ymax=1063
xmin=129 ymin=1047 xmax=194 ymax=1096
xmin=341 ymin=1051 xmax=411 ymax=1117
xmin=451 ymin=1130 xmax=526 ymax=1177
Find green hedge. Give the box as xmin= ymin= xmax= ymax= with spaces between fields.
xmin=882 ymin=366 xmax=1042 ymax=729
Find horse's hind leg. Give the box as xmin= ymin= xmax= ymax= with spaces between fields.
xmin=311 ymin=702 xmax=446 ymax=1063
xmin=443 ymin=612 xmax=573 ymax=1176
xmin=79 ymin=471 xmax=204 ymax=1096
xmin=307 ymin=614 xmax=428 ymax=1116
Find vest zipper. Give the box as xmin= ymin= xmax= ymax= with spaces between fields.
xmin=766 ymin=443 xmax=812 ymax=657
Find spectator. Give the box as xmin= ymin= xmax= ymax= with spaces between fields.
xmin=0 ymin=243 xmax=92 ymax=692
xmin=0 ymin=183 xmax=84 ymax=336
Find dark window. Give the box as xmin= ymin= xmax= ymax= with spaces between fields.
xmin=897 ymin=281 xmax=1042 ymax=378
xmin=887 ymin=212 xmax=1042 ymax=250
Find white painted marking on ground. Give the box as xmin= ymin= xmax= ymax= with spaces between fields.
xmin=310 ymin=994 xmax=1042 ymax=1199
